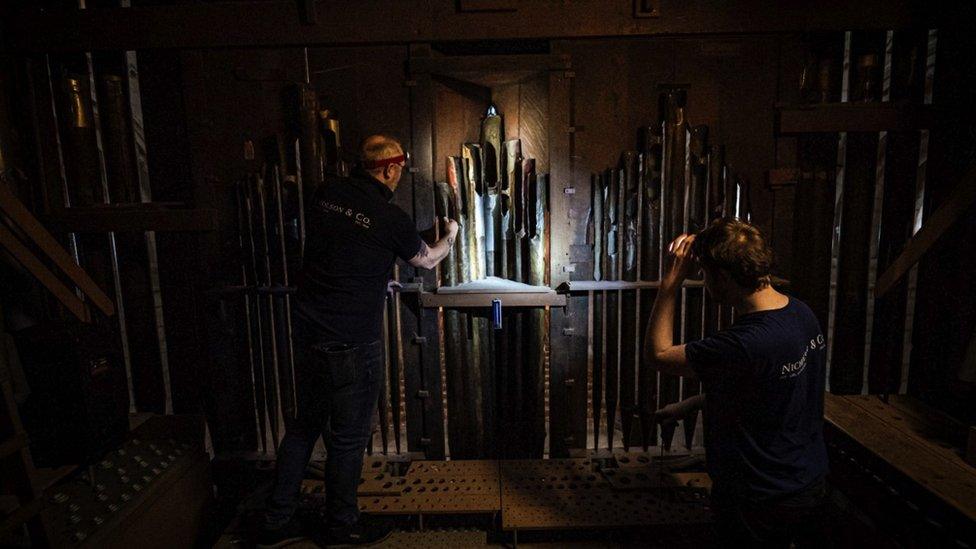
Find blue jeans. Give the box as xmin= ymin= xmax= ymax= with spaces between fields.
xmin=265 ymin=321 xmax=383 ymax=528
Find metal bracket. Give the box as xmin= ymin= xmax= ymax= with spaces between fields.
xmin=412 ymin=336 xmax=428 ymax=345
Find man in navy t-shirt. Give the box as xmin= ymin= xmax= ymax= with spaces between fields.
xmin=644 ymin=218 xmax=828 ymax=546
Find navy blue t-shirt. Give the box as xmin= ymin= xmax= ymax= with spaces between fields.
xmin=685 ymin=296 xmax=828 ymax=502
xmin=294 ymin=171 xmax=423 ymax=344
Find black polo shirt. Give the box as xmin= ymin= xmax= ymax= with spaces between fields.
xmin=294 ymin=170 xmax=423 ymax=344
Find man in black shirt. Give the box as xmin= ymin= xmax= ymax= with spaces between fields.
xmin=259 ymin=135 xmax=458 ymax=547
xmin=644 ymin=218 xmax=828 ymax=547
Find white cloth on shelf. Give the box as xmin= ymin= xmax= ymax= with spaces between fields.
xmin=436 ymin=276 xmax=553 ymax=294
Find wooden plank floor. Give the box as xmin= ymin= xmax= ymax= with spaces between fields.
xmin=824 ymin=393 xmax=976 ymax=522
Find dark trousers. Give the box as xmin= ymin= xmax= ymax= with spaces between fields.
xmin=264 ymin=325 xmax=383 ymax=528
xmin=712 ymin=478 xmax=829 ymax=548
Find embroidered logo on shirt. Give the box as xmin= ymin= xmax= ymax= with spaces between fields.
xmin=317 ymin=199 xmax=372 ymax=229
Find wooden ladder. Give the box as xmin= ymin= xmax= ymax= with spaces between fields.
xmin=0 ymin=331 xmax=50 ymax=547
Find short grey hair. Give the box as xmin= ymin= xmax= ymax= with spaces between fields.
xmin=359 ymin=134 xmax=403 ymax=171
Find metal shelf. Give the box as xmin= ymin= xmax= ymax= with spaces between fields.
xmin=558 ymin=280 xmax=705 ymax=292
xmin=420 ymin=291 xmax=566 ymax=308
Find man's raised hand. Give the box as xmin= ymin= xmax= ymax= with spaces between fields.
xmin=441 ymin=216 xmax=459 ymax=238
xmin=665 ymin=233 xmax=697 ymax=285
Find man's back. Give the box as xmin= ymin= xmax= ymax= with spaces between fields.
xmin=685 ymin=296 xmax=828 ymax=501
xmin=295 ymin=172 xmax=421 ymax=344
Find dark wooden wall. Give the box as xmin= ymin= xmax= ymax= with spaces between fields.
xmin=2 ymin=1 xmax=973 ymax=458
xmin=133 ymin=35 xmax=797 ymax=449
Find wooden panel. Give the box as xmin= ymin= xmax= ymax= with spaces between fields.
xmin=824 ymin=393 xmax=976 ymax=522
xmin=7 ymin=1 xmax=917 ymax=52
xmin=519 ymin=75 xmax=550 ymax=172
xmin=844 ymin=395 xmax=970 ymax=471
xmin=884 ymin=394 xmax=969 ymax=448
xmin=433 ymin=77 xmax=489 ymax=192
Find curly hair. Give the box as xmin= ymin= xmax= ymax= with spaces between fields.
xmin=691 ymin=218 xmax=775 ymax=291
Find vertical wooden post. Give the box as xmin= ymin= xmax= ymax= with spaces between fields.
xmin=406 ymin=44 xmax=446 ymax=459
xmin=548 ymin=41 xmax=587 ymax=457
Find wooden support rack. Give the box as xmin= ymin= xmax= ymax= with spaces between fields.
xmin=419 ymin=291 xmax=566 ymax=308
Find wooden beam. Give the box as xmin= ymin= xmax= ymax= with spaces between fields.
xmin=777 ymin=104 xmax=935 ymax=134
xmin=410 ymin=54 xmax=571 ymax=76
xmin=45 ymin=206 xmax=219 ymax=233
xmin=0 ymin=182 xmax=114 ymax=316
xmin=3 ymin=0 xmax=921 ymax=53
xmin=0 ymin=222 xmax=90 ymax=323
xmin=875 ymin=162 xmax=976 ymax=298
